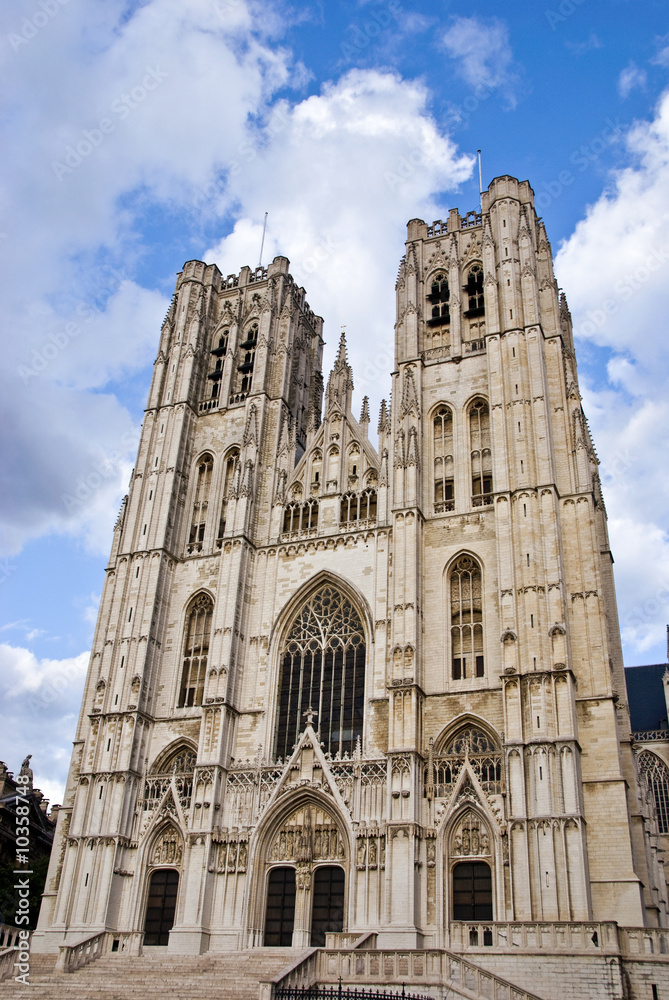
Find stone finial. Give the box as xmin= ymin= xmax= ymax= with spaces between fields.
xmin=359 ymin=396 xmax=370 ymax=435
xmin=325 ymin=328 xmax=354 ymax=414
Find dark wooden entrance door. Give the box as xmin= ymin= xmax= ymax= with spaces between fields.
xmin=310 ymin=865 xmax=345 ymax=946
xmin=143 ymin=868 xmax=179 ymax=945
xmin=452 ymin=861 xmax=492 ymax=920
xmin=264 ymin=867 xmax=296 ymax=946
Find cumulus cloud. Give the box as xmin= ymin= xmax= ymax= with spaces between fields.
xmin=555 ymin=89 xmax=669 ymax=660
xmin=0 ymin=0 xmax=296 ymax=557
xmin=0 ymin=644 xmax=90 ymax=803
xmin=441 ymin=16 xmax=518 ymax=105
xmin=205 ymin=69 xmax=474 ymax=411
xmin=618 ymin=61 xmax=647 ymax=98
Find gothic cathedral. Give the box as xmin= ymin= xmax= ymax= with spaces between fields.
xmin=34 ymin=176 xmax=668 ymax=974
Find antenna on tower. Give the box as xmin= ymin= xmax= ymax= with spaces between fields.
xmin=477 ymin=150 xmax=483 ymax=212
xmin=258 ymin=212 xmax=268 ymax=267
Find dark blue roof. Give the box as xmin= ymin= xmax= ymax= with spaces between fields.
xmin=624 ymin=664 xmax=669 ymax=732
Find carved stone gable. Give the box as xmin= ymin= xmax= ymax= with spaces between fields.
xmin=269 ymin=804 xmax=345 ymax=863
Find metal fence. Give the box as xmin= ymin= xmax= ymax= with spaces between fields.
xmin=275 ymin=986 xmax=432 ymax=1000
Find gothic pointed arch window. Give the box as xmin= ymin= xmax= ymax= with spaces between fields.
xmin=178 ymin=593 xmax=213 ymax=707
xmin=638 ymin=750 xmax=669 ymax=833
xmin=464 ymin=264 xmax=485 ymax=317
xmin=207 ymin=329 xmax=229 ymax=401
xmin=217 ymin=447 xmax=240 ymax=546
xmin=188 ymin=454 xmax=213 ymax=553
xmin=433 ymin=405 xmax=454 ymax=512
xmin=232 ymin=323 xmax=258 ymax=401
xmin=469 ymin=399 xmax=493 ymax=507
xmin=275 ymin=585 xmax=366 ymax=760
xmin=427 ymin=272 xmax=450 ymax=327
xmin=450 ymin=556 xmax=484 ymax=680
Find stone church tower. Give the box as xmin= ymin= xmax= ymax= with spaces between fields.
xmin=34 ymin=176 xmax=668 ymax=981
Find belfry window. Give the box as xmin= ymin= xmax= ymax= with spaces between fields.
xmin=217 ymin=448 xmax=240 ymax=546
xmin=638 ymin=750 xmax=669 ymax=834
xmin=464 ymin=265 xmax=485 ymax=317
xmin=450 ymin=555 xmax=484 ymax=680
xmin=207 ymin=330 xmax=228 ymax=400
xmin=427 ymin=272 xmax=450 ymax=327
xmin=188 ymin=454 xmax=213 ymax=553
xmin=340 ymin=489 xmax=377 ymax=525
xmin=433 ymin=406 xmax=454 ymax=512
xmin=470 ymin=400 xmax=493 ymax=507
xmin=232 ymin=323 xmax=257 ymax=401
xmin=178 ymin=594 xmax=213 ymax=707
xmin=275 ymin=585 xmax=366 ymax=760
xmin=283 ymin=499 xmax=319 ymax=536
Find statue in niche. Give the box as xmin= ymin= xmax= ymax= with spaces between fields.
xmin=238 ymin=842 xmax=247 ymax=871
xmin=368 ymin=839 xmax=377 ymax=865
xmin=357 ymin=839 xmax=366 ymax=866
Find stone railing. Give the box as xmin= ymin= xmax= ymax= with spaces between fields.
xmin=260 ymin=948 xmax=318 ymax=999
xmin=450 ymin=920 xmax=620 ymax=955
xmin=324 ymin=932 xmax=378 ymax=950
xmin=632 ymin=729 xmax=669 ymax=742
xmin=315 ymin=948 xmax=544 ymax=1000
xmin=0 ymin=925 xmax=31 ymax=982
xmin=619 ymin=926 xmax=669 ymax=957
xmin=55 ymin=930 xmax=108 ymax=973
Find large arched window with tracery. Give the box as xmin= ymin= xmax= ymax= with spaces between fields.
xmin=188 ymin=454 xmax=213 ymax=553
xmin=638 ymin=750 xmax=669 ymax=833
xmin=178 ymin=593 xmax=213 ymax=707
xmin=450 ymin=555 xmax=484 ymax=680
xmin=469 ymin=400 xmax=493 ymax=507
xmin=275 ymin=585 xmax=366 ymax=761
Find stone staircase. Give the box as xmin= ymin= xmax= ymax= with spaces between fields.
xmin=2 ymin=948 xmax=299 ymax=1000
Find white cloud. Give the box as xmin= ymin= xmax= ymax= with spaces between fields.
xmin=441 ymin=16 xmax=517 ymax=104
xmin=555 ymin=89 xmax=669 ymax=660
xmin=206 ymin=69 xmax=474 ymax=415
xmin=0 ymin=644 xmax=90 ymax=804
xmin=0 ymin=0 xmax=298 ymax=557
xmin=618 ymin=61 xmax=647 ymax=98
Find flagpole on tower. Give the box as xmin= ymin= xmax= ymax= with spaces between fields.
xmin=478 ymin=150 xmax=483 ymax=212
xmin=258 ymin=212 xmax=268 ymax=267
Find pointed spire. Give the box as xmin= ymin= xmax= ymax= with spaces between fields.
xmin=359 ymin=395 xmax=370 ymax=433
xmin=378 ymin=399 xmax=390 ymax=436
xmin=325 ymin=326 xmax=354 ymax=413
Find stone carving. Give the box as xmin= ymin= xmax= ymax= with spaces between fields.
xmin=269 ymin=804 xmax=345 ymax=862
xmin=151 ymin=826 xmax=183 ymax=867
xmin=451 ymin=810 xmax=491 ymax=858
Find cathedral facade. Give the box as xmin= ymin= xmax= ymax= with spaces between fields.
xmin=34 ymin=175 xmax=668 ymax=966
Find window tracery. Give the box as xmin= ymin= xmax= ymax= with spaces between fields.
xmin=427 ymin=272 xmax=450 ymax=327
xmin=188 ymin=454 xmax=213 ymax=553
xmin=450 ymin=556 xmax=484 ymax=680
xmin=639 ymin=750 xmax=669 ymax=834
xmin=231 ymin=323 xmax=257 ymax=402
xmin=433 ymin=406 xmax=454 ymax=513
xmin=178 ymin=593 xmax=213 ymax=708
xmin=469 ymin=400 xmax=493 ymax=506
xmin=206 ymin=329 xmax=229 ymax=401
xmin=424 ymin=725 xmax=501 ymax=799
xmin=282 ymin=499 xmax=319 ymax=537
xmin=275 ymin=585 xmax=366 ymax=760
xmin=464 ymin=265 xmax=485 ymax=317
xmin=217 ymin=448 xmax=240 ymax=546
xmin=340 ymin=489 xmax=377 ymax=527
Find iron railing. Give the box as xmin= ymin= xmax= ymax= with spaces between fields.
xmin=276 ymin=986 xmax=431 ymax=1000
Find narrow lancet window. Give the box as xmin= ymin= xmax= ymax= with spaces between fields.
xmin=470 ymin=401 xmax=493 ymax=506
xmin=464 ymin=265 xmax=485 ymax=317
xmin=188 ymin=454 xmax=213 ymax=552
xmin=433 ymin=406 xmax=454 ymax=512
xmin=178 ymin=594 xmax=213 ymax=707
xmin=217 ymin=448 xmax=239 ymax=546
xmin=427 ymin=272 xmax=450 ymax=326
xmin=450 ymin=555 xmax=484 ymax=680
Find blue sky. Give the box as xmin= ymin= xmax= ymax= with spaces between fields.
xmin=1 ymin=0 xmax=669 ymax=805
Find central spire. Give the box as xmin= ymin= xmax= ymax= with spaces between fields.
xmin=325 ymin=326 xmax=354 ymax=413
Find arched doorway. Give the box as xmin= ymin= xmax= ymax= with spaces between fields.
xmin=452 ymin=861 xmax=492 ymax=920
xmin=144 ymin=869 xmax=179 ymax=945
xmin=264 ymin=867 xmax=296 ymax=946
xmin=310 ymin=865 xmax=345 ymax=946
